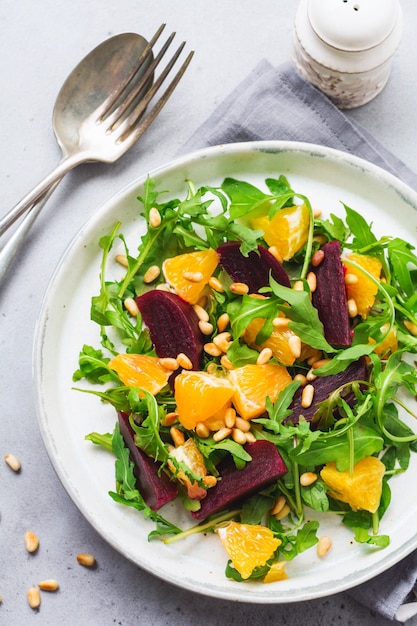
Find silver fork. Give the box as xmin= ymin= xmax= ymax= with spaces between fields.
xmin=0 ymin=26 xmax=193 ymax=238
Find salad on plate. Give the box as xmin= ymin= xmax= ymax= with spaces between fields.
xmin=73 ymin=173 xmax=417 ymax=584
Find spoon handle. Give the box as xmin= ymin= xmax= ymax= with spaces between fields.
xmin=0 ymin=152 xmax=85 ymax=236
xmin=0 ymin=185 xmax=57 ymax=284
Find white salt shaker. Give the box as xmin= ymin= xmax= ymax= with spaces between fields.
xmin=293 ymin=0 xmax=403 ymax=109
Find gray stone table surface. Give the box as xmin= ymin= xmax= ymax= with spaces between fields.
xmin=1 ymin=1 xmax=417 ymax=625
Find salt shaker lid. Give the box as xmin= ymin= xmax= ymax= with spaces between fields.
xmin=308 ymin=0 xmax=399 ymax=52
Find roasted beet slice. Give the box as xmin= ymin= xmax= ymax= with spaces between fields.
xmin=136 ymin=290 xmax=204 ymax=370
xmin=286 ymin=358 xmax=368 ymax=426
xmin=118 ymin=411 xmax=178 ymax=510
xmin=191 ymin=440 xmax=287 ymax=521
xmin=217 ymin=242 xmax=290 ymax=292
xmin=311 ymin=240 xmax=352 ymax=347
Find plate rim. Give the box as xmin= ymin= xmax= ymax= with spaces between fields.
xmin=33 ymin=139 xmax=417 ymax=603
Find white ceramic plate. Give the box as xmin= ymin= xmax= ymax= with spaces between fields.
xmin=34 ymin=141 xmax=417 ymax=603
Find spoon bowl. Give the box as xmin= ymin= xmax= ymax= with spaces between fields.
xmin=53 ymin=32 xmax=152 ymax=155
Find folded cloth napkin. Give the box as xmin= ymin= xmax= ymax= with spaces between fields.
xmin=182 ymin=59 xmax=417 ymax=622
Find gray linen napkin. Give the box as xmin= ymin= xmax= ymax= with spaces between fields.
xmin=182 ymin=59 xmax=417 ymax=622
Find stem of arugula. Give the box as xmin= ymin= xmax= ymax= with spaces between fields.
xmin=163 ymin=508 xmax=241 ymax=544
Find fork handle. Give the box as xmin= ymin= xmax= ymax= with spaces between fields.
xmin=0 ymin=184 xmax=59 ymax=285
xmin=0 ymin=151 xmax=86 ymax=237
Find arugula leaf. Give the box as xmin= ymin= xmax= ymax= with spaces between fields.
xmin=109 ymin=423 xmax=180 ymax=537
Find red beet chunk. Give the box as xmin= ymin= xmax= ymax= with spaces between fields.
xmin=286 ymin=358 xmax=368 ymax=426
xmin=118 ymin=411 xmax=178 ymax=510
xmin=217 ymin=242 xmax=290 ymax=292
xmin=191 ymin=440 xmax=287 ymax=521
xmin=136 ymin=290 xmax=204 ymax=370
xmin=311 ymin=240 xmax=352 ymax=347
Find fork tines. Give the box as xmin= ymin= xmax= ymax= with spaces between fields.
xmin=101 ymin=24 xmax=194 ymax=141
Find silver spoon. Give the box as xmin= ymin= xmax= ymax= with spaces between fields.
xmin=0 ymin=26 xmax=193 ymax=280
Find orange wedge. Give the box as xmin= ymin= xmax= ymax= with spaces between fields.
xmin=229 ymin=363 xmax=292 ymax=420
xmin=217 ymin=521 xmax=281 ymax=580
xmin=174 ymin=370 xmax=234 ymax=429
xmin=163 ymin=248 xmax=219 ymax=304
xmin=108 ymin=353 xmax=171 ymax=394
xmin=320 ymin=456 xmax=385 ymax=513
xmin=251 ymin=204 xmax=310 ymax=261
xmin=343 ymin=253 xmax=382 ymax=318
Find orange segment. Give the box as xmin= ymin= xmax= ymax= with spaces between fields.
xmin=109 ymin=354 xmax=170 ymax=394
xmin=174 ymin=371 xmax=234 ymax=429
xmin=251 ymin=203 xmax=310 ymax=261
xmin=343 ymin=253 xmax=382 ymax=318
xmin=320 ymin=456 xmax=385 ymax=513
xmin=243 ymin=317 xmax=297 ymax=365
xmin=217 ymin=521 xmax=281 ymax=580
xmin=370 ymin=323 xmax=398 ymax=357
xmin=263 ymin=561 xmax=288 ymax=583
xmin=228 ymin=363 xmax=292 ymax=420
xmin=162 ymin=248 xmax=219 ymax=304
xmin=169 ymin=438 xmax=207 ymax=499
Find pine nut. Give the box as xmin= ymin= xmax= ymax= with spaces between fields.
xmin=143 ymin=265 xmax=161 ymax=284
xmin=249 ymin=293 xmax=267 ymax=300
xmin=183 ymin=271 xmax=204 ymax=283
xmin=224 ymin=407 xmax=236 ymax=429
xmin=177 ymin=353 xmax=193 ymax=370
xmin=203 ymin=475 xmax=217 ymax=488
xmin=158 ymin=357 xmax=179 ymax=371
xmin=272 ymin=317 xmax=290 ymax=328
xmin=306 ymin=368 xmax=317 ymax=381
xmin=404 ymin=320 xmax=417 ymax=336
xmin=24 ymin=531 xmax=39 ymax=554
xmin=257 ymin=347 xmax=272 ymax=364
xmin=213 ymin=427 xmax=232 ymax=442
xmin=195 ymin=422 xmax=210 ymax=438
xmin=230 ymin=282 xmax=249 ymax=295
xmin=245 ymin=432 xmax=256 ymax=443
xmin=293 ymin=280 xmax=304 ymax=291
xmin=77 ymin=553 xmax=96 ymax=567
xmin=306 ymin=271 xmax=317 ymax=293
xmin=313 ymin=208 xmax=323 ymax=218
xmin=344 ymin=272 xmax=358 ymax=285
xmin=317 ymin=535 xmax=332 ymax=557
xmin=27 ymin=587 xmax=41 ymax=609
xmin=311 ymin=249 xmax=325 ymax=267
xmin=193 ymin=304 xmax=209 ymax=322
xmin=312 ymin=358 xmax=331 ymax=370
xmin=155 ymin=283 xmax=171 ymax=292
xmin=149 ymin=207 xmax=161 ymax=228
xmin=213 ymin=332 xmax=232 ymax=352
xmin=220 ymin=355 xmax=234 ymax=370
xmin=275 ymin=503 xmax=291 ymax=521
xmin=38 ymin=579 xmax=59 ymax=592
xmin=124 ymin=297 xmax=139 ymax=317
xmin=301 ymin=384 xmax=315 ymax=408
xmin=294 ymin=373 xmax=307 ymax=386
xmin=208 ymin=276 xmax=224 ymax=292
xmin=161 ymin=412 xmax=178 ymax=427
xmin=4 ymin=453 xmax=21 ymax=472
xmin=217 ymin=312 xmax=230 ymax=332
xmin=170 ymin=426 xmax=185 ymax=447
xmin=204 ymin=342 xmax=222 ymax=357
xmin=115 ymin=253 xmax=128 ymax=267
xmin=235 ymin=417 xmax=251 ymax=432
xmin=199 ymin=320 xmax=214 ymax=335
xmin=347 ymin=298 xmax=358 ymax=318
xmin=232 ymin=428 xmax=247 ymax=445
xmin=289 ymin=335 xmax=302 ymax=359
xmin=271 ymin=495 xmax=287 ymax=516
xmin=268 ymin=246 xmax=283 ymax=263
xmin=300 ymin=472 xmax=318 ymax=486
xmin=306 ymin=350 xmax=322 ymax=365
